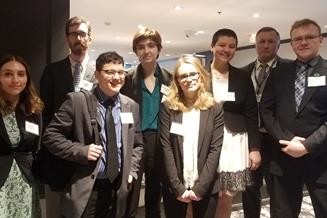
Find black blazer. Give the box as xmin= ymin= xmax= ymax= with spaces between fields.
xmin=208 ymin=64 xmax=260 ymax=150
xmin=260 ymin=56 xmax=327 ymax=182
xmin=159 ymin=102 xmax=224 ymax=197
xmin=0 ymin=106 xmax=42 ymax=187
xmin=121 ymin=64 xmax=172 ymax=121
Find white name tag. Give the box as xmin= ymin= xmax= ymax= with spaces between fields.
xmin=308 ymin=76 xmax=326 ymax=87
xmin=79 ymin=80 xmax=93 ymax=91
xmin=25 ymin=121 xmax=39 ymax=136
xmin=120 ymin=112 xmax=134 ymax=124
xmin=221 ymin=92 xmax=235 ymax=102
xmin=170 ymin=122 xmax=184 ymax=136
xmin=160 ymin=84 xmax=169 ymax=95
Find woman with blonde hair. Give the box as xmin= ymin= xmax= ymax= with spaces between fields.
xmin=160 ymin=55 xmax=224 ymax=218
xmin=0 ymin=54 xmax=43 ymax=218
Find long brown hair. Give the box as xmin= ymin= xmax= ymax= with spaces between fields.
xmin=0 ymin=54 xmax=43 ymax=115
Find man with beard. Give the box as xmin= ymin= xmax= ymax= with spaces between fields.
xmin=39 ymin=16 xmax=95 ymax=218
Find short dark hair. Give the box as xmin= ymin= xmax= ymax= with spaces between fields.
xmin=290 ymin=18 xmax=321 ymax=36
xmin=256 ymin=27 xmax=280 ymax=40
xmin=211 ymin=28 xmax=238 ymax=47
xmin=96 ymin=51 xmax=124 ymax=70
xmin=65 ymin=16 xmax=92 ymax=37
xmin=132 ymin=27 xmax=162 ymax=53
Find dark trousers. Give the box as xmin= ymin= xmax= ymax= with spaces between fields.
xmin=242 ymin=132 xmax=274 ymax=218
xmin=269 ymin=171 xmax=327 ymax=218
xmin=82 ymin=179 xmax=118 ymax=218
xmin=162 ymin=185 xmax=217 ymax=218
xmin=125 ymin=131 xmax=162 ymax=218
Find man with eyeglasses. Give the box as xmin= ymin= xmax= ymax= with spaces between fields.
xmin=39 ymin=16 xmax=95 ymax=218
xmin=260 ymin=18 xmax=327 ymax=217
xmin=43 ymin=51 xmax=143 ymax=218
xmin=241 ymin=27 xmax=291 ymax=218
xmin=121 ymin=27 xmax=172 ymax=218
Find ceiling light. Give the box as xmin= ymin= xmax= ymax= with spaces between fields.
xmin=324 ymin=25 xmax=327 ymax=29
xmin=252 ymin=13 xmax=260 ymax=18
xmin=165 ymin=40 xmax=171 ymax=44
xmin=128 ymin=52 xmax=134 ymax=55
xmin=165 ymin=54 xmax=171 ymax=57
xmin=195 ymin=30 xmax=205 ymax=36
xmin=249 ymin=33 xmax=256 ymax=43
xmin=104 ymin=21 xmax=111 ymax=26
xmin=174 ymin=5 xmax=183 ymax=11
xmin=138 ymin=25 xmax=145 ymax=29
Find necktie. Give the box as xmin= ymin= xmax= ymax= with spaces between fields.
xmin=294 ymin=64 xmax=308 ymax=111
xmin=256 ymin=63 xmax=268 ymax=93
xmin=105 ymin=99 xmax=119 ymax=182
xmin=73 ymin=63 xmax=83 ymax=92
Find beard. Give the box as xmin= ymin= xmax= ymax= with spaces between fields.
xmin=70 ymin=42 xmax=87 ymax=56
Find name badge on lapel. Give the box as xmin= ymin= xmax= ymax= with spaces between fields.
xmin=79 ymin=80 xmax=94 ymax=91
xmin=25 ymin=121 xmax=39 ymax=136
xmin=170 ymin=122 xmax=184 ymax=136
xmin=120 ymin=112 xmax=134 ymax=124
xmin=221 ymin=92 xmax=235 ymax=102
xmin=308 ymin=75 xmax=326 ymax=87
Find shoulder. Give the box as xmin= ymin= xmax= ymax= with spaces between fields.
xmin=159 ymin=67 xmax=173 ymax=80
xmin=42 ymin=57 xmax=69 ymax=76
xmin=119 ymin=93 xmax=138 ymax=107
xmin=240 ymin=61 xmax=255 ymax=73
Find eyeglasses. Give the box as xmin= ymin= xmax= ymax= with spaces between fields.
xmin=291 ymin=35 xmax=320 ymax=44
xmin=99 ymin=69 xmax=126 ymax=77
xmin=177 ymin=72 xmax=199 ymax=82
xmin=68 ymin=31 xmax=89 ymax=39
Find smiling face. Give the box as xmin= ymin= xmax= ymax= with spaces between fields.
xmin=290 ymin=24 xmax=323 ymax=62
xmin=176 ymin=63 xmax=201 ymax=98
xmin=0 ymin=60 xmax=27 ymax=102
xmin=95 ymin=62 xmax=125 ymax=97
xmin=211 ymin=36 xmax=237 ymax=64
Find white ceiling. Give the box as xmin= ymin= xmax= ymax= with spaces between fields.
xmin=71 ymin=0 xmax=327 ymax=64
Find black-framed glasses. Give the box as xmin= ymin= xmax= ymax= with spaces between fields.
xmin=99 ymin=69 xmax=126 ymax=77
xmin=291 ymin=35 xmax=320 ymax=44
xmin=68 ymin=31 xmax=89 ymax=39
xmin=177 ymin=72 xmax=199 ymax=82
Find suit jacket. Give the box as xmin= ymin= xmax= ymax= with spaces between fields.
xmin=0 ymin=106 xmax=42 ymax=187
xmin=208 ymin=64 xmax=260 ymax=150
xmin=159 ymin=102 xmax=224 ymax=197
xmin=121 ymin=64 xmax=172 ymax=120
xmin=40 ymin=56 xmax=95 ymax=126
xmin=42 ymin=90 xmax=144 ymax=218
xmin=260 ymin=56 xmax=327 ymax=183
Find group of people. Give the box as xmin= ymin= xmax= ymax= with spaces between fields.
xmin=0 ymin=15 xmax=326 ymax=218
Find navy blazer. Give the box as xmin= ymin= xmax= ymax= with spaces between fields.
xmin=0 ymin=106 xmax=42 ymax=187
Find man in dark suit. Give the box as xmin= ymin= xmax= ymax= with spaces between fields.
xmin=121 ymin=27 xmax=172 ymax=218
xmin=241 ymin=27 xmax=291 ymax=218
xmin=43 ymin=51 xmax=144 ymax=218
xmin=39 ymin=16 xmax=95 ymax=218
xmin=260 ymin=18 xmax=327 ymax=218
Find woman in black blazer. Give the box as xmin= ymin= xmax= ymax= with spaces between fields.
xmin=209 ymin=29 xmax=261 ymax=218
xmin=160 ymin=56 xmax=224 ymax=218
xmin=0 ymin=55 xmax=43 ymax=217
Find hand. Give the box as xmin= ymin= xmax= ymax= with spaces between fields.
xmin=128 ymin=175 xmax=133 ymax=184
xmin=291 ymin=136 xmax=306 ymax=143
xmin=249 ymin=150 xmax=261 ymax=171
xmin=177 ymin=190 xmax=191 ymax=203
xmin=87 ymin=144 xmax=103 ymax=161
xmin=279 ymin=139 xmax=308 ymax=158
xmin=188 ymin=190 xmax=202 ymax=201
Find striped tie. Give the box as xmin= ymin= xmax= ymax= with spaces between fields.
xmin=294 ymin=64 xmax=308 ymax=111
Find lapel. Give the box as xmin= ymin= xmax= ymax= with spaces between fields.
xmin=298 ymin=57 xmax=327 ymax=113
xmin=0 ymin=114 xmax=11 ymax=146
xmin=197 ymin=109 xmax=209 ymax=156
xmin=172 ymin=111 xmax=184 ymax=157
xmin=283 ymin=62 xmax=298 ymax=113
xmin=119 ymin=94 xmax=130 ymax=160
xmin=83 ymin=61 xmax=95 ymax=82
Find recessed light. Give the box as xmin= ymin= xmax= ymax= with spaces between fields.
xmin=195 ymin=30 xmax=205 ymax=35
xmin=252 ymin=13 xmax=260 ymax=18
xmin=165 ymin=54 xmax=171 ymax=57
xmin=104 ymin=21 xmax=111 ymax=26
xmin=165 ymin=40 xmax=171 ymax=44
xmin=128 ymin=52 xmax=134 ymax=55
xmin=138 ymin=25 xmax=145 ymax=29
xmin=324 ymin=25 xmax=327 ymax=29
xmin=174 ymin=5 xmax=183 ymax=11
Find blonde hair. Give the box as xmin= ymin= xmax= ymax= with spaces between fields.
xmin=166 ymin=56 xmax=214 ymax=112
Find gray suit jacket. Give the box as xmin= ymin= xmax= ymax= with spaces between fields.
xmin=43 ymin=90 xmax=143 ymax=218
xmin=159 ymin=102 xmax=224 ymax=197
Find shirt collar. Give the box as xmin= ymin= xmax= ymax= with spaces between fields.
xmin=255 ymin=57 xmax=277 ymax=71
xmin=69 ymin=53 xmax=89 ymax=68
xmin=297 ymin=55 xmax=320 ymax=68
xmin=94 ymin=85 xmax=119 ymax=106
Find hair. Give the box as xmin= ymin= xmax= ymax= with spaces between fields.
xmin=132 ymin=27 xmax=162 ymax=54
xmin=211 ymin=28 xmax=238 ymax=47
xmin=95 ymin=51 xmax=124 ymax=70
xmin=290 ymin=18 xmax=321 ymax=36
xmin=166 ymin=55 xmax=214 ymax=112
xmin=65 ymin=16 xmax=92 ymax=37
xmin=256 ymin=26 xmax=280 ymax=40
xmin=0 ymin=54 xmax=44 ymax=115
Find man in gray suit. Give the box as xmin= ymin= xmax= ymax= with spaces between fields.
xmin=43 ymin=51 xmax=144 ymax=218
xmin=261 ymin=18 xmax=327 ymax=217
xmin=241 ymin=27 xmax=291 ymax=218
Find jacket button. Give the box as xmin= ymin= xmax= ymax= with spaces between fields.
xmin=91 ymin=175 xmax=95 ymax=179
